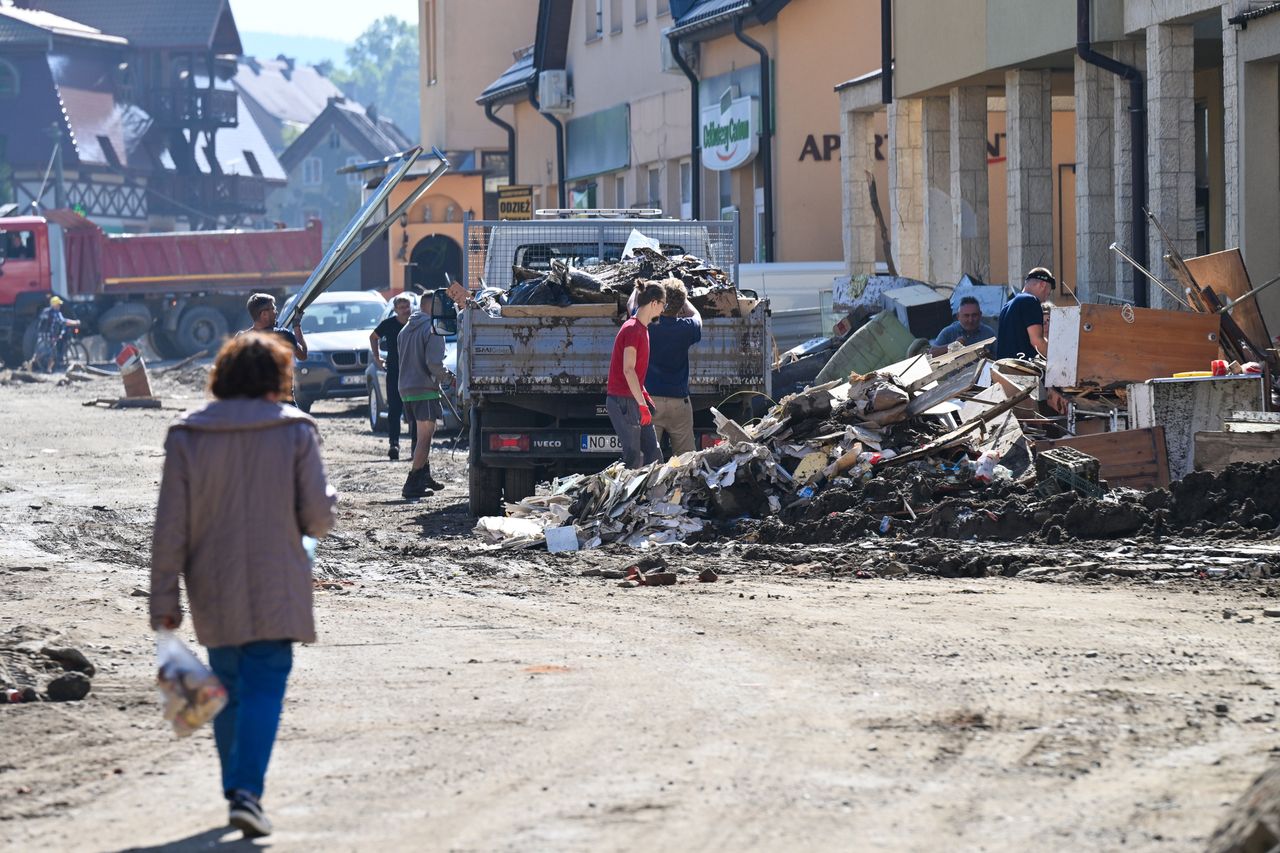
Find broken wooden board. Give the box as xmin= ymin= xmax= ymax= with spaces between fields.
xmin=83 ymin=397 xmax=162 ymax=409
xmin=907 ymin=360 xmax=983 ymax=415
xmin=1184 ymin=249 xmax=1272 ymax=355
xmin=1033 ymin=427 xmax=1170 ymax=490
xmin=1194 ymin=430 xmax=1280 ymax=472
xmin=886 ymin=384 xmax=1036 ymax=465
xmin=1045 ymin=304 xmax=1220 ymax=388
xmin=500 ymin=303 xmax=619 ymax=318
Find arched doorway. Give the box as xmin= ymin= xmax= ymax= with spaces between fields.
xmin=409 ymin=234 xmax=463 ymax=293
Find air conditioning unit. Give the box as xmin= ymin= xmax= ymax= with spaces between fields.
xmin=660 ymin=28 xmax=697 ymax=75
xmin=538 ymin=70 xmax=573 ymax=114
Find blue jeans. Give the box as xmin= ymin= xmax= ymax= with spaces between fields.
xmin=207 ymin=641 xmax=294 ymax=800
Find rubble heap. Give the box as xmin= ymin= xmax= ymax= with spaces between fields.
xmin=479 ymin=247 xmax=747 ymax=318
xmin=477 ymin=344 xmax=1042 ymax=550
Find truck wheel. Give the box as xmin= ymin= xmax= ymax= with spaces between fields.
xmin=98 ymin=303 xmax=153 ymax=342
xmin=150 ymin=329 xmax=184 ymax=360
xmin=468 ymin=462 xmax=503 ymax=517
xmin=503 ymin=467 xmax=536 ymax=504
xmin=368 ymin=387 xmax=387 ymax=433
xmin=174 ymin=306 xmax=229 ymax=356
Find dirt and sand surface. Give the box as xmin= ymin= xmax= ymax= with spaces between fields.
xmin=2 ymin=365 xmax=1280 ymax=852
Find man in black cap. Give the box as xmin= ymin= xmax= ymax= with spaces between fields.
xmin=994 ymin=267 xmax=1054 ymax=360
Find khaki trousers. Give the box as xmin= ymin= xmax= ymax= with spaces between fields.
xmin=651 ymin=395 xmax=695 ymax=457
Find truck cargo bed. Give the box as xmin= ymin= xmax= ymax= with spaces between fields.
xmin=461 ymin=303 xmax=771 ymax=400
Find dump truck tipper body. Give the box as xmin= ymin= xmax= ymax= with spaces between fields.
xmin=456 ymin=216 xmax=771 ymax=517
xmin=0 ymin=210 xmax=321 ymax=362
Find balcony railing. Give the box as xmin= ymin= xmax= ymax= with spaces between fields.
xmin=146 ymin=88 xmax=238 ymax=129
xmin=149 ymin=173 xmax=267 ymax=218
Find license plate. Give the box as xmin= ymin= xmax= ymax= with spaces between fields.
xmin=340 ymin=374 xmax=366 ymax=386
xmin=581 ymin=434 xmax=623 ymax=453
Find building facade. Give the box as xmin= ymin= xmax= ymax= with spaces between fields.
xmin=839 ymin=0 xmax=1280 ymax=335
xmin=1 ymin=0 xmax=284 ymax=232
xmin=273 ymin=98 xmax=414 ymax=250
xmin=473 ymin=0 xmax=886 ymax=265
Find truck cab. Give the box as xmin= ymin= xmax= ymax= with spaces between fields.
xmin=0 ymin=217 xmax=58 ymax=362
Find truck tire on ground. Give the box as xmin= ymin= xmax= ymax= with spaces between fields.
xmin=149 ymin=329 xmax=184 ymax=360
xmin=503 ymin=467 xmax=536 ymax=504
xmin=98 ymin=303 xmax=153 ymax=342
xmin=468 ymin=462 xmax=503 ymax=517
xmin=368 ymin=387 xmax=387 ymax=433
xmin=174 ymin=306 xmax=229 ymax=356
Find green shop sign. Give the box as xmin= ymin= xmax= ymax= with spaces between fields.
xmin=700 ymin=91 xmax=758 ymax=172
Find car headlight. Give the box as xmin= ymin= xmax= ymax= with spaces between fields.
xmin=305 ymin=351 xmax=328 ymax=363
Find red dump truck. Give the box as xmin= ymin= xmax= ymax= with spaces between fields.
xmin=0 ymin=210 xmax=322 ymax=364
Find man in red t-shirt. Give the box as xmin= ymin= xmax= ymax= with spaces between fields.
xmin=606 ymin=281 xmax=666 ymax=468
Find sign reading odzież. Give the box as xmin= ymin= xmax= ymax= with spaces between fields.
xmin=498 ymin=185 xmax=534 ymax=220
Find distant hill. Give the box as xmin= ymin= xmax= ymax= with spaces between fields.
xmin=240 ymin=31 xmax=349 ymax=69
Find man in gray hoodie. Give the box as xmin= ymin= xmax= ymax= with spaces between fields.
xmin=397 ymin=302 xmax=453 ymax=499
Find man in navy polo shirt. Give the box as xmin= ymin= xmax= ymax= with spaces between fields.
xmin=994 ymin=267 xmax=1055 ymax=360
xmin=644 ymin=279 xmax=702 ymax=458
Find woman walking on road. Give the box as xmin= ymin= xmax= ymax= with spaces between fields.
xmin=150 ymin=332 xmax=337 ymax=838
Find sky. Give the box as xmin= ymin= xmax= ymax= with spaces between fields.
xmin=228 ymin=0 xmax=417 ymax=42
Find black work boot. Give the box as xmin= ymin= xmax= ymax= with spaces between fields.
xmin=388 ymin=441 xmax=399 ymax=461
xmin=401 ymin=468 xmax=431 ymax=500
xmin=421 ymin=466 xmax=444 ymax=492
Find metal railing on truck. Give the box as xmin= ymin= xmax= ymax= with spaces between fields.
xmin=462 ymin=217 xmax=739 ymax=293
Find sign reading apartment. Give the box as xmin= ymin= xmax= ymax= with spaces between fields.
xmin=497 ymin=185 xmax=534 ymax=220
xmin=701 ymin=89 xmax=758 ymax=172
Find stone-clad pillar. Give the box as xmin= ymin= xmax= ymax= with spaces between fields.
xmin=949 ymin=85 xmax=990 ymax=281
xmin=1146 ymin=22 xmax=1197 ymax=308
xmin=920 ymin=96 xmax=954 ymax=283
xmin=1074 ymin=54 xmax=1115 ymax=301
xmin=888 ymin=97 xmax=924 ymax=280
xmin=1112 ymin=39 xmax=1146 ymax=302
xmin=840 ymin=108 xmax=880 ymax=276
xmin=1005 ymin=69 xmax=1054 ymax=286
xmin=1222 ymin=2 xmax=1244 ymax=249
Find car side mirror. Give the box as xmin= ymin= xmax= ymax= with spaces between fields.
xmin=430 ymin=290 xmax=457 ymax=337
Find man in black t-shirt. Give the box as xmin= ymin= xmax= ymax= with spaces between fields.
xmin=240 ymin=293 xmax=308 ymax=405
xmin=369 ymin=294 xmax=414 ymax=460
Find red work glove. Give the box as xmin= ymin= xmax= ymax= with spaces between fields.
xmin=639 ymin=406 xmax=652 ymax=427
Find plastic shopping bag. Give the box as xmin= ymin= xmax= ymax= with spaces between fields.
xmin=155 ymin=630 xmax=227 ymax=738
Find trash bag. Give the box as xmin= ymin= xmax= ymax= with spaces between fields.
xmin=156 ymin=630 xmax=227 ymax=738
xmin=506 ymin=276 xmax=573 ymax=306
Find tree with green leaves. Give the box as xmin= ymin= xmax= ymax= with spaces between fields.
xmin=329 ymin=17 xmax=420 ymax=142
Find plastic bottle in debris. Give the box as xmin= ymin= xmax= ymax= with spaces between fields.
xmin=973 ymin=450 xmax=1000 ymax=484
xmin=850 ymin=452 xmax=883 ymax=482
xmin=879 ymin=516 xmax=891 ymax=534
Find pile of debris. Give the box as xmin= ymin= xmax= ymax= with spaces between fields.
xmin=477 ymin=245 xmax=749 ymax=319
xmin=476 ymin=341 xmax=1042 ymax=550
xmin=1 ymin=626 xmax=96 ymax=704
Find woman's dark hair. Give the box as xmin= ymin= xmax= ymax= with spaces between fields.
xmin=636 ymin=282 xmax=667 ymax=308
xmin=209 ymin=332 xmax=292 ymax=400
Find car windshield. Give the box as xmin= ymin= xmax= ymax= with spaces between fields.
xmin=300 ymin=301 xmax=384 ymax=333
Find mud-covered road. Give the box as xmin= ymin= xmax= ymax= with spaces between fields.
xmin=2 ymin=367 xmax=1279 ymax=852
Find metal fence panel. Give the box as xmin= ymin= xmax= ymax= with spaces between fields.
xmin=463 ymin=218 xmax=739 ymax=292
